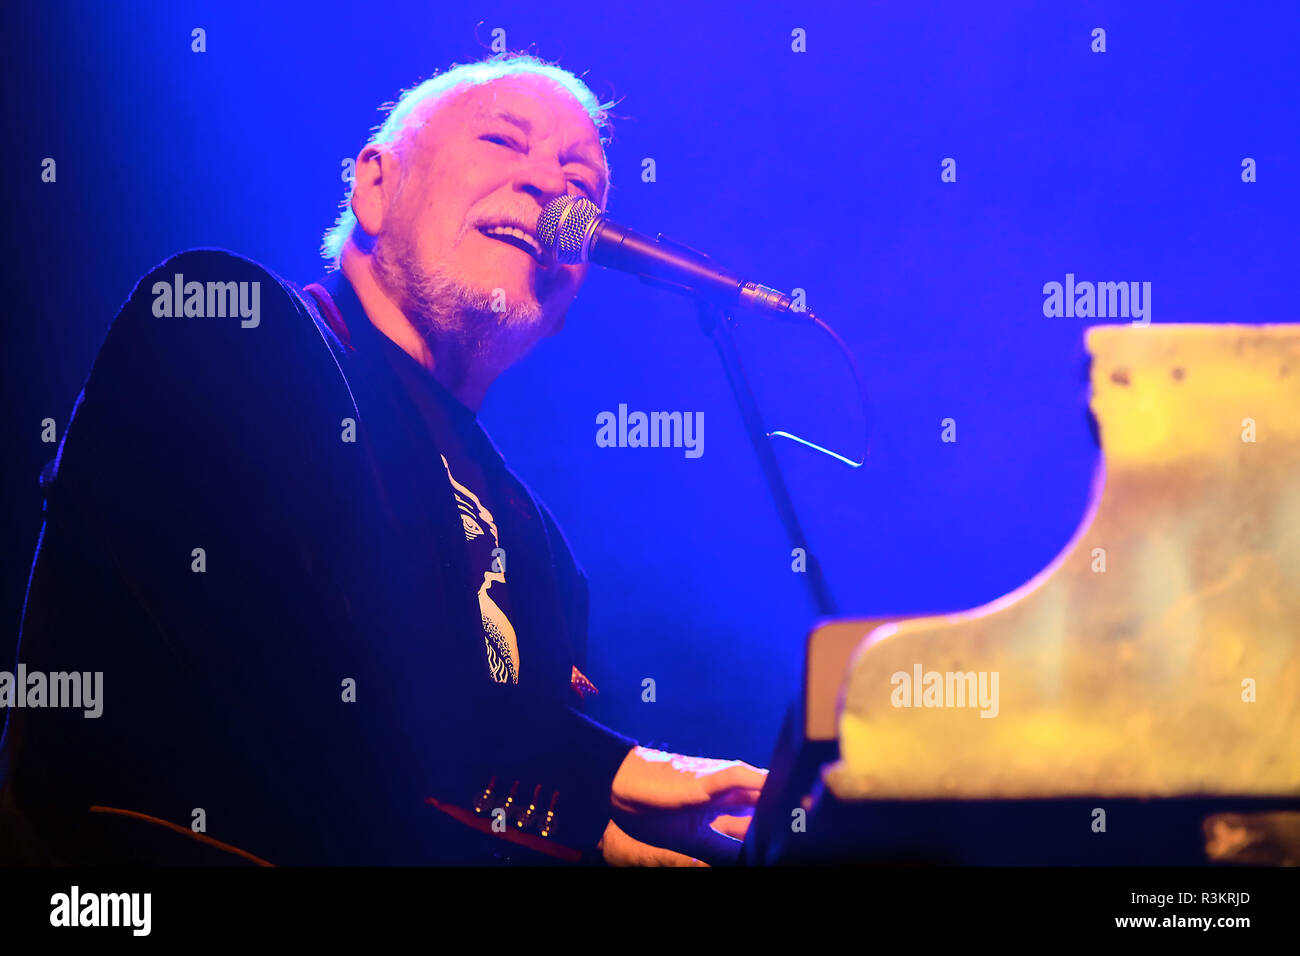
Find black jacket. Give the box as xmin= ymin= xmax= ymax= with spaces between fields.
xmin=1 ymin=248 xmax=636 ymax=865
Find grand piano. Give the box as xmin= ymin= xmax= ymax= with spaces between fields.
xmin=746 ymin=323 xmax=1300 ymax=865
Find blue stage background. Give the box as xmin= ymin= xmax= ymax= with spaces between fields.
xmin=3 ymin=0 xmax=1296 ymax=766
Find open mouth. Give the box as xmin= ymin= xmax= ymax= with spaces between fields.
xmin=478 ymin=223 xmax=548 ymax=266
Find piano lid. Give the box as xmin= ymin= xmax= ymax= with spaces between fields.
xmin=823 ymin=323 xmax=1300 ymax=801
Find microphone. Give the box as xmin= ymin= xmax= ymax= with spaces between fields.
xmin=535 ymin=196 xmax=814 ymax=322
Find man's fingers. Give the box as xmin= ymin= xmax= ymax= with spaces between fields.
xmin=703 ymin=786 xmax=764 ymax=810
xmin=699 ymin=763 xmax=767 ymax=811
xmin=600 ymin=819 xmax=708 ymax=867
xmin=709 ymin=812 xmax=753 ymax=841
xmin=702 ymin=762 xmax=769 ymax=803
xmin=633 ymin=841 xmax=709 ymax=867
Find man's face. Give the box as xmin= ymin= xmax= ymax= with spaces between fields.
xmin=371 ymin=73 xmax=607 ymax=357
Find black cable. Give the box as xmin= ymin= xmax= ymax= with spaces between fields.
xmin=765 ymin=310 xmax=872 ymax=468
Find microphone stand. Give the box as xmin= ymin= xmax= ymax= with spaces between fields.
xmin=694 ymin=300 xmax=838 ymax=619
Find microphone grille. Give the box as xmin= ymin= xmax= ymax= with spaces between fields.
xmin=536 ymin=195 xmax=601 ymax=265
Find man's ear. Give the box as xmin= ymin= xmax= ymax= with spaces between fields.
xmin=351 ymin=144 xmax=401 ymax=237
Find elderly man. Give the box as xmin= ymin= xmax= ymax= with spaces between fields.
xmin=1 ymin=55 xmax=763 ymax=866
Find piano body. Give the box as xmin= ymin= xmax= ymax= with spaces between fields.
xmin=747 ymin=324 xmax=1300 ymax=865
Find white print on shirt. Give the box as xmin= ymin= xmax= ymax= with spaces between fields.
xmin=441 ymin=455 xmax=520 ymax=683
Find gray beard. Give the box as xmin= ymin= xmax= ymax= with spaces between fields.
xmin=372 ymin=229 xmax=544 ymax=369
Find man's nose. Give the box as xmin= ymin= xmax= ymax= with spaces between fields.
xmin=514 ymin=153 xmax=568 ymax=205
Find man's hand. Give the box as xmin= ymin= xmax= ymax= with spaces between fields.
xmin=597 ymin=746 xmax=768 ymax=866
xmin=597 ymin=819 xmax=707 ymax=866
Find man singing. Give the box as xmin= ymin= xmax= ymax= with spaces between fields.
xmin=1 ymin=54 xmax=764 ymax=866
